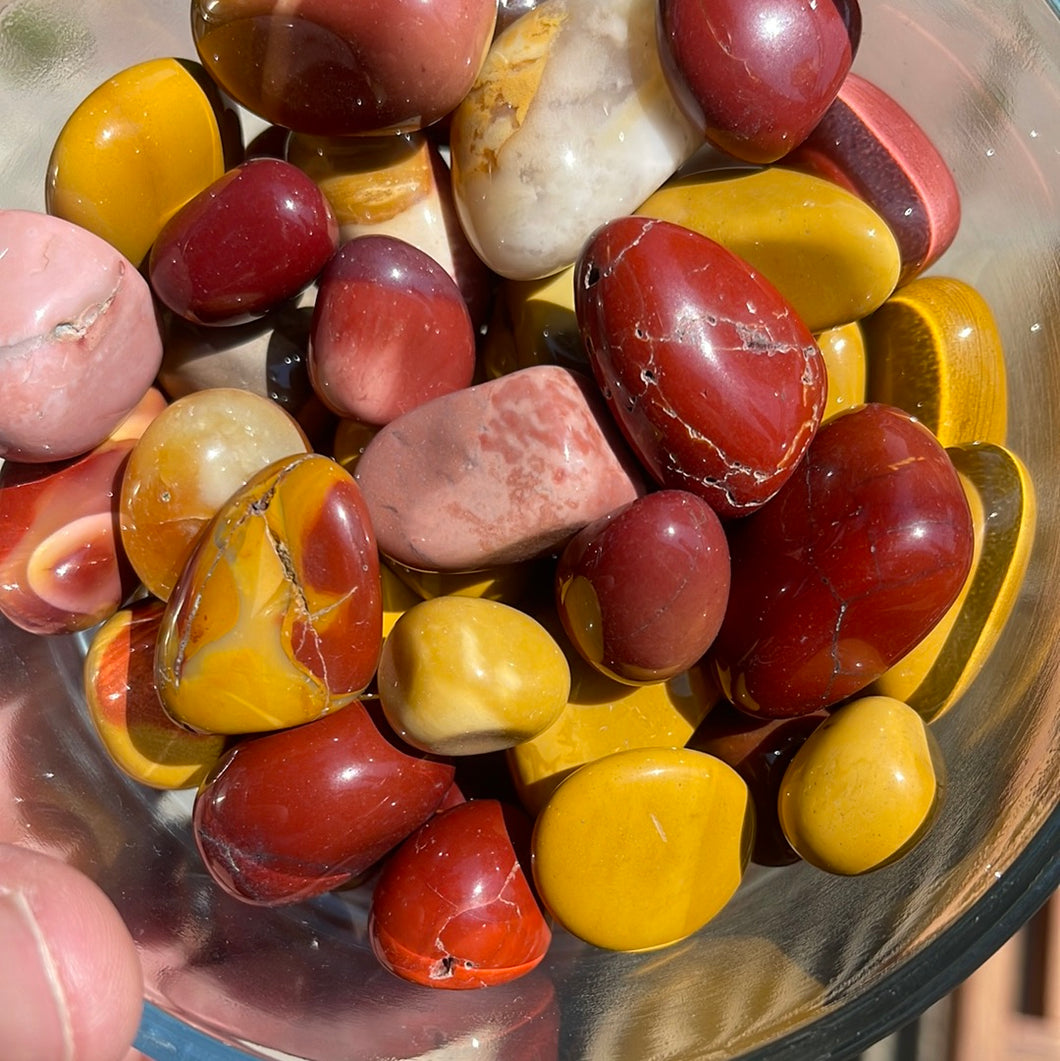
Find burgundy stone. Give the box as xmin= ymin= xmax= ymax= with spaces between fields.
xmin=193 ymin=701 xmax=456 ymax=905
xmin=191 ymin=0 xmax=497 ymax=136
xmin=149 ymin=158 xmax=338 ymax=326
xmin=708 ymin=403 xmax=974 ymax=718
xmin=689 ymin=700 xmax=828 ymax=866
xmin=575 ymin=216 xmax=827 ymax=520
xmin=783 ymin=72 xmax=961 ymax=284
xmin=555 ymin=489 xmax=730 ymax=684
xmin=353 ymin=365 xmax=647 ymax=572
xmin=657 ymin=0 xmax=860 ymax=163
xmin=310 ymin=235 xmax=476 ymax=425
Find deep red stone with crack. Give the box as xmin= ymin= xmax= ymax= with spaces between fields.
xmin=708 ymin=403 xmax=974 ymax=718
xmin=369 ymin=799 xmax=551 ymax=989
xmin=575 ymin=215 xmax=827 ymax=520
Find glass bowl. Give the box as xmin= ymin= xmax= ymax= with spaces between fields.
xmin=2 ymin=0 xmax=1059 ymax=1058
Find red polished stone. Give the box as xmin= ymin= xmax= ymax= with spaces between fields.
xmin=688 ymin=700 xmax=827 ymax=865
xmin=149 ymin=158 xmax=339 ymax=326
xmin=575 ymin=216 xmax=827 ymax=520
xmin=310 ymin=235 xmax=477 ymax=425
xmin=783 ymin=72 xmax=961 ymax=284
xmin=709 ymin=403 xmax=974 ymax=718
xmin=368 ymin=799 xmax=551 ymax=989
xmin=555 ymin=489 xmax=730 ymax=684
xmin=657 ymin=0 xmax=860 ymax=163
xmin=0 ymin=439 xmax=138 ymax=634
xmin=193 ymin=701 xmax=456 ymax=905
xmin=191 ymin=0 xmax=497 ymax=136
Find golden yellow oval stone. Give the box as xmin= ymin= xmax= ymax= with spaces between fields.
xmin=46 ymin=58 xmax=232 ymax=266
xmin=532 ymin=747 xmax=751 ymax=952
xmin=377 ymin=596 xmax=571 ymax=755
xmin=870 ymin=443 xmax=1035 ymax=721
xmin=507 ymin=622 xmax=718 ymax=814
xmin=635 ymin=167 xmax=901 ymax=332
xmin=863 ymin=275 xmax=1008 ymax=446
xmin=778 ymin=696 xmax=943 ymax=875
xmin=816 ymin=322 xmax=866 ymax=421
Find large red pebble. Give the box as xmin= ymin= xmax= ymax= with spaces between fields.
xmin=310 ymin=235 xmax=476 ymax=425
xmin=783 ymin=72 xmax=961 ymax=284
xmin=657 ymin=0 xmax=861 ymax=163
xmin=709 ymin=403 xmax=974 ymax=718
xmin=0 ymin=439 xmax=138 ymax=635
xmin=0 ymin=210 xmax=162 ymax=463
xmin=354 ymin=365 xmax=647 ymax=571
xmin=193 ymin=703 xmax=455 ymax=905
xmin=576 ymin=216 xmax=827 ymax=520
xmin=149 ymin=158 xmax=339 ymax=326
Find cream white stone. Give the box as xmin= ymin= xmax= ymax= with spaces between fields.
xmin=450 ymin=0 xmax=702 ymax=281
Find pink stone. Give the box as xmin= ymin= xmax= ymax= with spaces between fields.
xmin=354 ymin=365 xmax=647 ymax=571
xmin=0 ymin=210 xmax=163 ymax=463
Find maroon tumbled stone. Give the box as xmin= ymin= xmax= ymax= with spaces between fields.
xmin=657 ymin=0 xmax=861 ymax=163
xmin=555 ymin=489 xmax=730 ymax=684
xmin=708 ymin=403 xmax=974 ymax=719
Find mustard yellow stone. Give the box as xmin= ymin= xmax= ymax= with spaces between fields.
xmin=481 ymin=266 xmax=585 ymax=379
xmin=778 ymin=696 xmax=943 ymax=875
xmin=377 ymin=596 xmax=571 ymax=754
xmin=816 ymin=322 xmax=866 ymax=421
xmin=287 ymin=132 xmax=433 ymax=230
xmin=636 ymin=167 xmax=902 ymax=332
xmin=380 ymin=563 xmax=422 ymax=640
xmin=871 ymin=443 xmax=1035 ymax=722
xmin=508 ymin=638 xmax=718 ymax=814
xmin=863 ymin=276 xmax=1008 ymax=446
xmin=46 ymin=58 xmax=231 ymax=266
xmin=384 ymin=557 xmax=533 ymax=604
xmin=532 ymin=747 xmax=750 ymax=952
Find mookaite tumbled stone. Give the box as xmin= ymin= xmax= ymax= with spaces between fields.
xmin=354 ymin=365 xmax=647 ymax=571
xmin=449 ymin=0 xmax=701 ymax=280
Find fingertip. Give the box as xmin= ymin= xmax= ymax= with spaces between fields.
xmin=0 ymin=843 xmax=144 ymax=1061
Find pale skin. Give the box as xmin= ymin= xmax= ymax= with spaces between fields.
xmin=0 ymin=843 xmax=145 ymax=1061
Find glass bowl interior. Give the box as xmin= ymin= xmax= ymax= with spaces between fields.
xmin=1 ymin=0 xmax=1059 ymax=1058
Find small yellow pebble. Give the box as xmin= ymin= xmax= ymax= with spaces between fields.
xmin=532 ymin=747 xmax=751 ymax=952
xmin=377 ymin=595 xmax=571 ymax=755
xmin=47 ymin=58 xmax=232 ymax=265
xmin=816 ymin=321 xmax=867 ymax=421
xmin=863 ymin=275 xmax=1008 ymax=446
xmin=778 ymin=696 xmax=943 ymax=875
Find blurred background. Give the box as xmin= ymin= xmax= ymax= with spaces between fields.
xmin=864 ymin=891 xmax=1059 ymax=1060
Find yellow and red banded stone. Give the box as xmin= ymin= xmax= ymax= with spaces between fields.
xmin=155 ymin=453 xmax=382 ymax=735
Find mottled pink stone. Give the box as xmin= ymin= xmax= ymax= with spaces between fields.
xmin=0 ymin=210 xmax=162 ymax=462
xmin=354 ymin=365 xmax=647 ymax=571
